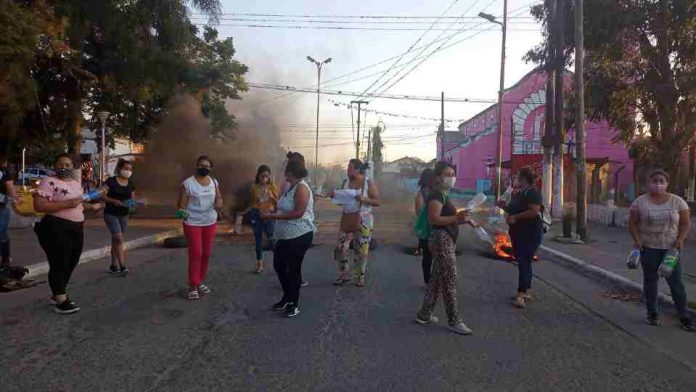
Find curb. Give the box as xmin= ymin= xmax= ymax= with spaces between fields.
xmin=25 ymin=228 xmax=183 ymax=279
xmin=539 ymin=245 xmax=696 ymax=319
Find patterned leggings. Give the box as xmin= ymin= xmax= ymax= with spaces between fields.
xmin=417 ymin=230 xmax=461 ymax=325
xmin=334 ymin=212 xmax=374 ymax=278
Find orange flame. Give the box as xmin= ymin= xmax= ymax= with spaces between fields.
xmin=493 ymin=233 xmax=514 ymax=260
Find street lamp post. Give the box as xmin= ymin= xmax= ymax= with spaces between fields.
xmin=479 ymin=1 xmax=507 ymax=200
xmin=306 ymin=56 xmax=332 ymax=187
xmin=96 ymin=111 xmax=110 ymax=186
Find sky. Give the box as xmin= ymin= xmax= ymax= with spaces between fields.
xmin=209 ymin=0 xmax=544 ymax=165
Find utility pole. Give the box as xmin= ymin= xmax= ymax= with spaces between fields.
xmin=97 ymin=111 xmax=110 ymax=186
xmin=306 ymin=56 xmax=332 ymax=186
xmin=552 ymin=0 xmax=566 ymax=218
xmin=478 ymin=2 xmax=507 ymax=199
xmin=352 ymin=100 xmax=369 ymax=159
xmin=439 ymin=92 xmax=445 ymax=160
xmin=575 ymin=0 xmax=588 ymax=241
xmin=542 ymin=0 xmax=556 ymax=211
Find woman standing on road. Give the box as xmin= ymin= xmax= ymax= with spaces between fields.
xmin=103 ymin=159 xmax=136 ymax=275
xmin=242 ymin=165 xmax=279 ymax=274
xmin=414 ymin=168 xmax=435 ymax=285
xmin=34 ymin=153 xmax=105 ymax=314
xmin=0 ymin=155 xmax=20 ymax=269
xmin=263 ymin=152 xmax=315 ymax=318
xmin=177 ymin=155 xmax=223 ymax=300
xmin=628 ymin=169 xmax=695 ymax=331
xmin=332 ymin=159 xmax=381 ymax=287
xmin=416 ymin=162 xmax=476 ymax=335
xmin=497 ymin=166 xmax=544 ymax=309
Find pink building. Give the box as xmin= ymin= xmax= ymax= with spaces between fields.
xmin=438 ymin=69 xmax=634 ymax=203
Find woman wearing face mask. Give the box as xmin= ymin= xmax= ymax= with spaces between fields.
xmin=242 ymin=165 xmax=279 ymax=274
xmin=262 ymin=152 xmax=315 ymax=318
xmin=629 ymin=169 xmax=694 ymax=331
xmin=416 ymin=162 xmax=476 ymax=335
xmin=177 ymin=155 xmax=223 ymax=300
xmin=34 ymin=153 xmax=105 ymax=314
xmin=497 ymin=166 xmax=544 ymax=309
xmin=103 ymin=159 xmax=136 ymax=274
xmin=0 ymin=155 xmax=20 ymax=269
xmin=414 ymin=168 xmax=435 ymax=284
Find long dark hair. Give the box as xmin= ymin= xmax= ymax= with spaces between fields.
xmin=418 ymin=168 xmax=434 ymax=189
xmin=255 ymin=164 xmax=271 ymax=184
xmin=433 ymin=161 xmax=456 ymax=177
xmin=349 ymin=158 xmax=370 ymax=175
xmin=115 ymin=158 xmax=132 ymax=174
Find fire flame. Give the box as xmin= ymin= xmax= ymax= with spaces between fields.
xmin=491 ymin=232 xmax=540 ymax=262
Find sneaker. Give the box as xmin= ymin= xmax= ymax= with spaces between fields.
xmin=301 ymin=281 xmax=309 ymax=287
xmin=272 ymin=301 xmax=291 ymax=312
xmin=512 ymin=296 xmax=526 ymax=309
xmin=120 ymin=265 xmax=129 ymax=274
xmin=54 ymin=300 xmax=80 ymax=315
xmin=285 ymin=306 xmax=300 ymax=318
xmin=448 ymin=322 xmax=473 ymax=335
xmin=49 ymin=296 xmax=74 ymax=306
xmin=187 ymin=290 xmax=200 ymax=300
xmin=109 ymin=265 xmax=120 ymax=274
xmin=415 ymin=315 xmax=439 ymax=325
xmin=645 ymin=315 xmax=661 ymax=326
xmin=680 ymin=318 xmax=696 ymax=332
xmin=198 ymin=284 xmax=211 ymax=294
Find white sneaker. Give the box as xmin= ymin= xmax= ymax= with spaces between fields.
xmin=415 ymin=315 xmax=439 ymax=325
xmin=448 ymin=322 xmax=473 ymax=335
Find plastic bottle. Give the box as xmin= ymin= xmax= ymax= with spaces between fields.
xmin=474 ymin=226 xmax=494 ymax=245
xmin=175 ymin=209 xmax=188 ymax=220
xmin=234 ymin=212 xmax=243 ymax=234
xmin=658 ymin=249 xmax=679 ymax=278
xmin=500 ymin=186 xmax=513 ymax=204
xmin=466 ymin=193 xmax=488 ymax=211
xmin=82 ymin=188 xmax=105 ymax=201
xmin=626 ymin=249 xmax=641 ymax=270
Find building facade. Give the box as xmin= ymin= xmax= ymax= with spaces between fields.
xmin=437 ymin=69 xmax=634 ymax=203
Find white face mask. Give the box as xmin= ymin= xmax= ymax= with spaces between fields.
xmin=443 ymin=177 xmax=456 ymax=189
xmin=120 ymin=170 xmax=132 ymax=179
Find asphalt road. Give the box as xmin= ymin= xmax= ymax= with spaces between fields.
xmin=2 ymin=206 xmax=696 ymax=391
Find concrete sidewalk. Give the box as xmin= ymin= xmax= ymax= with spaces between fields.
xmin=6 ymin=214 xmax=182 ymax=269
xmin=540 ymin=221 xmax=696 ymax=309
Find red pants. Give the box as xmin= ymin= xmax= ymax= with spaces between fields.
xmin=183 ymin=223 xmax=217 ymax=286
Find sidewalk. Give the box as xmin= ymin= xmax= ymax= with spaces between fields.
xmin=7 ymin=215 xmax=182 ymax=268
xmin=540 ymin=221 xmax=696 ymax=305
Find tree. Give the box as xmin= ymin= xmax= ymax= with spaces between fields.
xmin=3 ymin=0 xmax=247 ymax=160
xmin=526 ymin=0 xmax=696 ymax=184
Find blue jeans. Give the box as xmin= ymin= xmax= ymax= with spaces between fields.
xmin=641 ymin=248 xmax=691 ymax=320
xmin=511 ymin=233 xmax=542 ymax=293
xmin=249 ymin=209 xmax=275 ymax=261
xmin=0 ymin=204 xmax=11 ymax=261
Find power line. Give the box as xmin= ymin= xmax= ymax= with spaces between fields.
xmin=193 ymin=23 xmax=538 ymax=32
xmin=191 ymin=12 xmax=534 ymax=20
xmin=356 ymin=0 xmax=461 ymax=99
xmin=247 ymin=82 xmax=497 ymax=103
xmin=189 ymin=16 xmax=538 ymax=25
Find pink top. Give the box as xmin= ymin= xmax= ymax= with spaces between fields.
xmin=36 ymin=176 xmax=85 ymax=223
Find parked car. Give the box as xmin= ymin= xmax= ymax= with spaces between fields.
xmin=17 ymin=167 xmax=51 ymax=185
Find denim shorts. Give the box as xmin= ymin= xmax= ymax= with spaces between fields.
xmin=104 ymin=213 xmax=129 ymax=235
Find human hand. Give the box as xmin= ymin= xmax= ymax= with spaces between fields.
xmin=506 ymin=215 xmax=517 ymax=225
xmin=633 ymin=240 xmax=643 ymax=250
xmin=496 ymin=200 xmax=508 ymax=208
xmin=91 ymin=202 xmax=106 ymax=211
xmin=456 ymin=210 xmax=469 ymax=224
xmin=675 ymin=239 xmax=685 ymax=252
xmin=113 ymin=200 xmax=126 ymax=208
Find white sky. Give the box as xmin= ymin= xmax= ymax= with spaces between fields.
xmin=212 ymin=0 xmax=544 ymax=165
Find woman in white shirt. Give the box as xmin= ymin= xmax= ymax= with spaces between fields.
xmin=177 ymin=155 xmax=223 ymax=300
xmin=262 ymin=152 xmax=315 ymax=318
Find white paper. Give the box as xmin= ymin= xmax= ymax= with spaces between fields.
xmin=332 ymin=189 xmax=360 ymax=212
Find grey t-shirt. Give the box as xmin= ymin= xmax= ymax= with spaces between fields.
xmin=630 ymin=193 xmax=690 ymax=249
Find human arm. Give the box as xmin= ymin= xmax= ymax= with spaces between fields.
xmin=427 ymin=199 xmax=460 ymax=226
xmin=415 ymin=191 xmax=424 ymax=214
xmin=266 ymin=183 xmax=309 ymax=220
xmin=359 ymin=179 xmax=381 ymax=207
xmin=177 ymin=184 xmax=188 ymax=211
xmin=675 ymin=209 xmax=691 ymax=251
xmin=33 ymin=195 xmax=82 ymax=213
xmin=628 ymin=208 xmax=642 ymax=249
xmin=214 ymin=181 xmax=223 ymax=210
xmin=506 ymin=189 xmax=542 ymax=224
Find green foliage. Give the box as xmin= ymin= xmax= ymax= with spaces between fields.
xmin=526 ymin=0 xmax=696 ymax=180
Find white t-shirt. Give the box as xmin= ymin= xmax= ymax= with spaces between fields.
xmin=630 ymin=193 xmax=690 ymax=249
xmin=183 ymin=176 xmax=218 ymax=226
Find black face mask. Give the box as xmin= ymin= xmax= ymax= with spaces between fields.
xmin=196 ymin=167 xmax=211 ymax=177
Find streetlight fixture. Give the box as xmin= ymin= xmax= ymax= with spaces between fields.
xmin=306 ymin=56 xmax=332 ymax=187
xmin=479 ymin=2 xmax=507 ymax=200
xmin=96 ymin=111 xmax=110 ymax=186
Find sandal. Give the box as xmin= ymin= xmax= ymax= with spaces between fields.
xmin=198 ymin=284 xmax=211 ymax=295
xmin=412 ymin=248 xmax=422 ymax=256
xmin=355 ymin=275 xmax=366 ymax=287
xmin=187 ymin=290 xmax=200 ymax=300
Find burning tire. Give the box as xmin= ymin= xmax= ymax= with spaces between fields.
xmin=163 ymin=235 xmax=187 ymax=248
